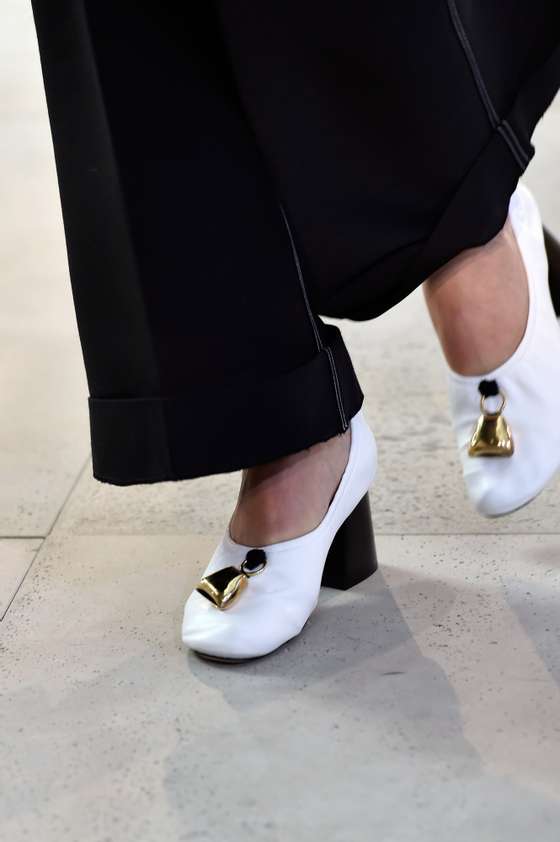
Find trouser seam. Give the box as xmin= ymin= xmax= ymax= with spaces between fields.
xmin=279 ymin=203 xmax=323 ymax=352
xmin=325 ymin=346 xmax=348 ymax=429
xmin=279 ymin=202 xmax=348 ymax=429
xmin=498 ymin=121 xmax=530 ymax=168
xmin=447 ymin=0 xmax=530 ymax=170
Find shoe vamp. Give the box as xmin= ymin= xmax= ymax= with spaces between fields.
xmin=455 ymin=358 xmax=560 ymax=496
xmin=182 ymin=588 xmax=313 ymax=657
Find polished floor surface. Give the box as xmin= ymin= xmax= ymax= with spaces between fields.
xmin=2 ymin=5 xmax=560 ymax=841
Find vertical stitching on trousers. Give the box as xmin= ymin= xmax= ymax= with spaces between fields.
xmin=325 ymin=346 xmax=348 ymax=429
xmin=279 ymin=203 xmax=322 ymax=351
xmin=279 ymin=202 xmax=348 ymax=429
xmin=447 ymin=0 xmax=499 ymax=126
xmin=496 ymin=125 xmax=529 ymax=169
xmin=500 ymin=121 xmax=530 ymax=167
xmin=447 ymin=0 xmax=530 ymax=169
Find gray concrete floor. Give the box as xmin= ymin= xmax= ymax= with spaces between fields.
xmin=2 ymin=5 xmax=560 ymax=841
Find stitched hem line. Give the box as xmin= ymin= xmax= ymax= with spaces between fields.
xmin=447 ymin=0 xmax=530 ymax=169
xmin=280 ymin=202 xmax=349 ymax=429
xmin=279 ymin=202 xmax=323 ymax=352
xmin=325 ymin=346 xmax=348 ymax=429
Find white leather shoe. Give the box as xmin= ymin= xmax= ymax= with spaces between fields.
xmin=448 ymin=182 xmax=560 ymax=517
xmin=182 ymin=408 xmax=378 ymax=661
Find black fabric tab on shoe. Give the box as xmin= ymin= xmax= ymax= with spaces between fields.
xmin=243 ymin=549 xmax=267 ymax=574
xmin=478 ymin=379 xmax=500 ymax=397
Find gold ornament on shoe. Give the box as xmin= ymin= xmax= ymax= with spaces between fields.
xmin=468 ymin=379 xmax=514 ymax=457
xmin=195 ymin=548 xmax=267 ymax=610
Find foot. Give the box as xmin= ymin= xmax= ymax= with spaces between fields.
xmin=438 ymin=183 xmax=560 ymax=516
xmin=424 ymin=215 xmax=529 ymax=376
xmin=182 ymin=410 xmax=378 ymax=661
xmin=228 ymin=427 xmax=351 ymax=546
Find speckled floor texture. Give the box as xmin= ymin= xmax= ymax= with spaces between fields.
xmin=2 ymin=5 xmax=560 ymax=842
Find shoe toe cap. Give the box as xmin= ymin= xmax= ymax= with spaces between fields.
xmin=463 ymin=465 xmax=539 ymax=517
xmin=181 ymin=593 xmax=244 ymax=658
xmin=473 ymin=485 xmax=538 ymax=517
xmin=181 ymin=590 xmax=303 ymax=660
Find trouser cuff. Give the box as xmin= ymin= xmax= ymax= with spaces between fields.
xmin=88 ymin=324 xmax=363 ymax=485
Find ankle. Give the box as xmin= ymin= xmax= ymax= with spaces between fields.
xmin=424 ymin=217 xmax=529 ymax=375
xmin=229 ymin=428 xmax=351 ymax=546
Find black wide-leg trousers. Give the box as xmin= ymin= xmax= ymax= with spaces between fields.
xmin=31 ymin=1 xmax=560 ymax=485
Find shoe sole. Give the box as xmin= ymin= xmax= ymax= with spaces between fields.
xmin=480 ymin=490 xmax=540 ymax=519
xmin=191 ymin=619 xmax=314 ymax=664
xmin=193 ymin=651 xmax=267 ymax=664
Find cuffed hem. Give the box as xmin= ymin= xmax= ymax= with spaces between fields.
xmin=320 ymin=123 xmax=525 ymax=321
xmin=88 ymin=323 xmax=363 ymax=485
xmin=320 ymin=44 xmax=560 ymax=322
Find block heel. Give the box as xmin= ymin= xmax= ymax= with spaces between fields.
xmin=321 ymin=493 xmax=378 ymax=590
xmin=544 ymin=226 xmax=560 ymax=315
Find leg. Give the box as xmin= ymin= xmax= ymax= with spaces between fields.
xmin=32 ymin=2 xmax=378 ymax=668
xmin=30 ymin=1 xmax=364 ymax=487
xmin=434 ymin=182 xmax=560 ymax=515
xmin=211 ymin=1 xmax=559 ymax=524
